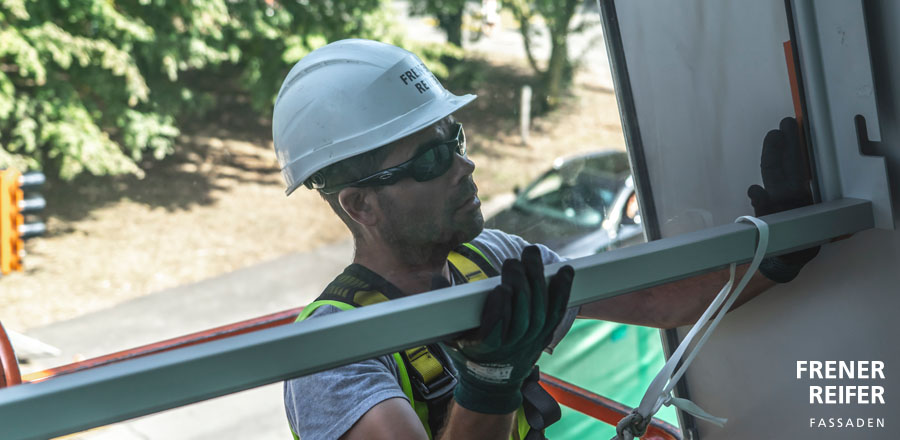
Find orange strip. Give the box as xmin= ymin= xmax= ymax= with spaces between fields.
xmin=23 ymin=307 xmax=304 ymax=383
xmin=783 ymin=40 xmax=814 ymax=185
xmin=783 ymin=41 xmax=804 ymax=127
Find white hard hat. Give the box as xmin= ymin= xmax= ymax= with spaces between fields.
xmin=272 ymin=39 xmax=477 ymax=195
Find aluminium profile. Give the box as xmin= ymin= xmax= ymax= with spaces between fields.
xmin=0 ymin=198 xmax=874 ymax=440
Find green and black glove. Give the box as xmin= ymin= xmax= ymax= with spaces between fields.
xmin=747 ymin=116 xmax=820 ymax=283
xmin=444 ymin=246 xmax=573 ymax=414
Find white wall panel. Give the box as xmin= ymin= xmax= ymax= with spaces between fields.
xmin=616 ymin=0 xmax=794 ymax=236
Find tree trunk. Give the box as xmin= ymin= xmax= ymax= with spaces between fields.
xmin=438 ymin=8 xmax=464 ymax=48
xmin=542 ymin=0 xmax=579 ymax=107
xmin=544 ymin=35 xmax=569 ymax=107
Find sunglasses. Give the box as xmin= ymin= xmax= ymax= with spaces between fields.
xmin=319 ymin=123 xmax=466 ymax=194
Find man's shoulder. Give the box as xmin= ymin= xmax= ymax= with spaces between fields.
xmin=473 ymin=227 xmax=521 ymax=243
xmin=469 ymin=229 xmax=564 ymax=266
xmin=470 ymin=228 xmax=529 ymax=254
xmin=304 ymin=303 xmax=344 ymax=319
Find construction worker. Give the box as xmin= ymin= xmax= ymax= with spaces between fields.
xmin=272 ymin=39 xmax=817 ymax=440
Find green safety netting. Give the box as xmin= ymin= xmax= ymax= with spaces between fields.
xmin=538 ymin=320 xmax=679 ymax=439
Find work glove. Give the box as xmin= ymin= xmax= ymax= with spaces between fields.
xmin=747 ymin=116 xmax=820 ymax=283
xmin=443 ymin=246 xmax=573 ymax=414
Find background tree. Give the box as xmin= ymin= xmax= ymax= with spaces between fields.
xmin=0 ymin=0 xmax=405 ymax=181
xmin=505 ymin=0 xmax=595 ymax=109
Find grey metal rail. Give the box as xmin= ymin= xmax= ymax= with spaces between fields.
xmin=0 ymin=198 xmax=873 ymax=440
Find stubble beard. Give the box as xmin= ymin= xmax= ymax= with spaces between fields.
xmin=379 ymin=201 xmax=485 ymax=263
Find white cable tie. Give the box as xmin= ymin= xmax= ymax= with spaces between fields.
xmin=614 ymin=216 xmax=769 ymax=439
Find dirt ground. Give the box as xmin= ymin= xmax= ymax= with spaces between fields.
xmin=0 ymin=58 xmax=625 ymax=332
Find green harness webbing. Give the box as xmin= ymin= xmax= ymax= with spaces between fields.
xmin=292 ymin=243 xmax=557 ymax=440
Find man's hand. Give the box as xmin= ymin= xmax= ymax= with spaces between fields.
xmin=444 ymin=246 xmax=573 ymax=414
xmin=747 ymin=116 xmax=820 ymax=282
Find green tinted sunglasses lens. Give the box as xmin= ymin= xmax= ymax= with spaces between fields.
xmin=410 ymin=123 xmax=464 ymax=182
xmin=412 ymin=143 xmax=453 ymax=181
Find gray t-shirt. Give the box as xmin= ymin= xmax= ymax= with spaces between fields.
xmin=284 ymin=229 xmax=577 ymax=440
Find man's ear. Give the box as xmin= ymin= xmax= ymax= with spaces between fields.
xmin=338 ymin=187 xmax=379 ymax=227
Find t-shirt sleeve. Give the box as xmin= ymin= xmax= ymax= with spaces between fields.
xmin=470 ymin=229 xmax=579 ymax=353
xmin=284 ymin=306 xmax=408 ymax=440
xmin=470 ymin=228 xmax=566 ymax=267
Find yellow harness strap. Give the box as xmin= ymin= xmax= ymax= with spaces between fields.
xmin=447 ymin=243 xmax=492 ymax=282
xmin=404 ymin=346 xmax=445 ymax=384
xmin=294 ymin=244 xmax=503 ymax=439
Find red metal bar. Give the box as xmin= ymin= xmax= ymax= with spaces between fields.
xmin=23 ymin=307 xmax=305 ymax=383
xmin=0 ymin=320 xmax=23 ymax=388
xmin=540 ymin=373 xmax=682 ymax=440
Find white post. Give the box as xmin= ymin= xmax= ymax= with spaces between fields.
xmin=520 ymin=85 xmax=532 ymax=146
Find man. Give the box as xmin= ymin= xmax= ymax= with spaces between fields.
xmin=272 ymin=39 xmax=816 ymax=439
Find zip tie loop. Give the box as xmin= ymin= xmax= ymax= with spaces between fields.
xmin=613 ymin=216 xmax=770 ymax=439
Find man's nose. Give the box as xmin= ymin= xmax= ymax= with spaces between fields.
xmin=450 ymin=152 xmax=476 ymax=184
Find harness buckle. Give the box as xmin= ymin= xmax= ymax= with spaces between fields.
xmin=412 ymin=365 xmax=457 ymax=401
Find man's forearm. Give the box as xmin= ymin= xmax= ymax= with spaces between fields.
xmin=578 ymin=263 xmax=776 ymax=329
xmin=437 ymin=402 xmax=515 ymax=440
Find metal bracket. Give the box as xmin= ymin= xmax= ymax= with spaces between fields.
xmin=791 ymin=0 xmax=896 ymax=229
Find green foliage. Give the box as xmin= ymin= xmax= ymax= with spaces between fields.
xmin=0 ymin=0 xmax=407 ymax=180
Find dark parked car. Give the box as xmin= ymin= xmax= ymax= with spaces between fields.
xmin=485 ymin=151 xmax=644 ymax=259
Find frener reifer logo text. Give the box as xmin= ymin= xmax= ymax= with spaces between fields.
xmin=798 ymin=361 xmax=886 ymax=430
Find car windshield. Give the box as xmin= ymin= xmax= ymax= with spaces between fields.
xmin=515 ymin=165 xmax=622 ymax=227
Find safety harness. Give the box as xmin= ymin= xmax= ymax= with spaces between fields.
xmin=294 ymin=242 xmax=560 ymax=440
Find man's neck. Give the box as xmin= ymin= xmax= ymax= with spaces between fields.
xmin=353 ymin=242 xmax=453 ymax=295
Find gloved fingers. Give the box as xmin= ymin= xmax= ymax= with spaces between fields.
xmin=501 ymin=257 xmax=531 ymax=345
xmin=778 ymin=117 xmax=802 ymax=169
xmin=464 ymin=283 xmax=508 ymax=344
xmin=747 ymin=184 xmax=772 ymax=217
xmin=521 ymin=246 xmax=548 ymax=342
xmin=760 ymin=128 xmax=788 ymax=198
xmin=541 ymin=265 xmax=574 ymax=346
xmin=779 ymin=117 xmax=800 ymax=153
xmin=780 ymin=244 xmax=821 ymax=267
xmin=495 ymin=284 xmax=515 ymax=343
xmin=779 ymin=117 xmax=808 ymax=198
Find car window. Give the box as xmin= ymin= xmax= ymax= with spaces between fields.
xmin=584 ymin=155 xmax=631 ymax=176
xmin=517 ymin=168 xmax=618 ymax=227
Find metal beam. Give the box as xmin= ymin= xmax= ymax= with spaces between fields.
xmin=0 ymin=198 xmax=873 ymax=440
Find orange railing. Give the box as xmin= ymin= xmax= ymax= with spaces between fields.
xmin=540 ymin=373 xmax=681 ymax=440
xmin=19 ymin=307 xmax=304 ymax=383
xmin=0 ymin=321 xmax=22 ymax=387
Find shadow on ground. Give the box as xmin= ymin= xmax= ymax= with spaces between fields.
xmin=43 ymin=92 xmax=279 ymax=227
